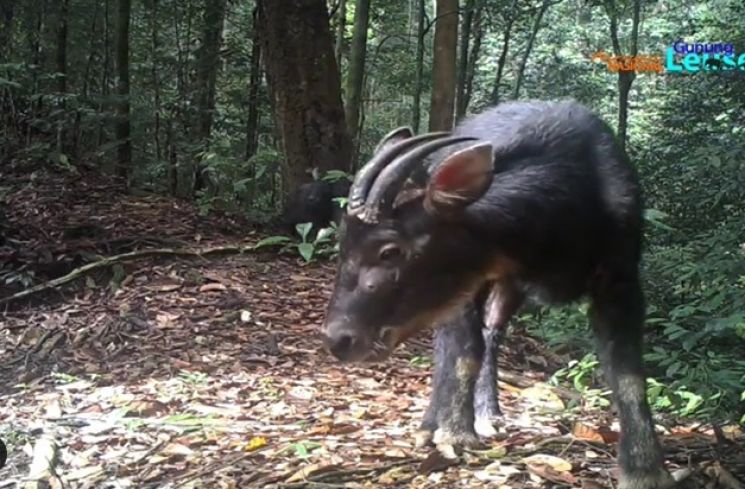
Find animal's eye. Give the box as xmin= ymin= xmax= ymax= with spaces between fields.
xmin=379 ymin=244 xmax=402 ymax=261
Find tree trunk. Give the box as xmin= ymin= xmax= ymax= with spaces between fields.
xmin=455 ymin=0 xmax=474 ymax=121
xmin=55 ymin=0 xmax=69 ymax=154
xmin=412 ymin=0 xmax=425 ymax=133
xmin=490 ymin=0 xmax=518 ymax=105
xmin=24 ymin=2 xmax=46 ymax=148
xmin=335 ymin=0 xmax=347 ymax=68
xmin=429 ymin=0 xmax=458 ymax=132
xmin=244 ymin=6 xmax=263 ymax=206
xmin=604 ymin=0 xmax=640 ymax=153
xmin=344 ymin=0 xmax=371 ymax=162
xmin=76 ymin=0 xmax=100 ymax=157
xmin=463 ymin=1 xmax=483 ymax=113
xmin=56 ymin=0 xmax=68 ymax=95
xmin=97 ymin=0 xmax=110 ymax=150
xmin=257 ymin=0 xmax=353 ymax=201
xmin=150 ymin=0 xmax=162 ymax=162
xmin=0 ymin=0 xmax=14 ymax=61
xmin=193 ymin=0 xmax=227 ymax=196
xmin=512 ymin=0 xmax=550 ymax=100
xmin=166 ymin=119 xmax=178 ymax=195
xmin=115 ymin=0 xmax=132 ymax=182
xmin=245 ymin=6 xmax=262 ymax=162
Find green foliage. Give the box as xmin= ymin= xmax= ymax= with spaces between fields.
xmin=408 ymin=355 xmax=433 ymax=368
xmin=254 ymin=222 xmax=339 ymax=263
xmin=550 ymin=353 xmax=612 ymax=411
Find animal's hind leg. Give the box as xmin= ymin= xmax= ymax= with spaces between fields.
xmin=590 ymin=269 xmax=676 ymax=489
xmin=473 ymin=282 xmax=523 ymax=437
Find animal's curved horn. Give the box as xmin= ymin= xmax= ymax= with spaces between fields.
xmin=373 ymin=126 xmax=414 ymax=155
xmin=358 ymin=136 xmax=478 ymax=223
xmin=347 ymin=132 xmax=451 ymax=215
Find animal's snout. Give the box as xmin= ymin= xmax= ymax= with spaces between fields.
xmin=322 ymin=319 xmax=369 ymax=362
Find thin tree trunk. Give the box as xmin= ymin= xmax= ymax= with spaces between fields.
xmin=257 ymin=0 xmax=353 ymax=201
xmin=193 ymin=0 xmax=227 ymax=196
xmin=150 ymin=0 xmax=162 ymax=162
xmin=335 ymin=0 xmax=347 ymax=68
xmin=344 ymin=0 xmax=371 ymax=164
xmin=455 ymin=0 xmax=474 ymax=121
xmin=512 ymin=0 xmax=550 ymax=100
xmin=490 ymin=0 xmax=518 ymax=105
xmin=245 ymin=6 xmax=262 ymax=162
xmin=29 ymin=0 xmax=46 ymax=140
xmin=97 ymin=0 xmax=110 ymax=149
xmin=55 ymin=0 xmax=69 ymax=153
xmin=0 ymin=0 xmax=14 ymax=61
xmin=412 ymin=0 xmax=425 ymax=133
xmin=244 ymin=6 xmax=263 ymax=206
xmin=429 ymin=0 xmax=458 ymax=132
xmin=604 ymin=0 xmax=640 ymax=153
xmin=115 ymin=0 xmax=132 ymax=182
xmin=56 ymin=0 xmax=68 ymax=95
xmin=77 ymin=0 xmax=100 ymax=157
xmin=463 ymin=1 xmax=483 ymax=113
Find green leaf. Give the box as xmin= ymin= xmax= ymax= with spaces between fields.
xmin=322 ymin=170 xmax=352 ymax=183
xmin=294 ymin=443 xmax=308 ymax=458
xmin=643 ymin=208 xmax=675 ymax=231
xmin=315 ymin=227 xmax=335 ymax=243
xmin=296 ymin=222 xmax=313 ymax=241
xmin=0 ymin=77 xmax=22 ymax=89
xmin=298 ymin=243 xmax=315 ymax=262
xmin=253 ymin=236 xmax=293 ymax=249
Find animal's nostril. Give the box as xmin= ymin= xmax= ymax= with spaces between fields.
xmin=327 ymin=332 xmax=357 ymax=360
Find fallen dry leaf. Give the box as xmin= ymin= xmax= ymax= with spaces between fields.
xmin=520 ymin=453 xmax=573 ymax=472
xmin=124 ymin=400 xmax=169 ymax=417
xmin=285 ymin=463 xmax=340 ymax=483
xmin=419 ymin=449 xmax=459 ymax=475
xmin=199 ymin=282 xmax=228 ymax=292
xmin=526 ymin=462 xmax=578 ymax=485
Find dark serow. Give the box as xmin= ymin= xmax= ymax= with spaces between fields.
xmin=321 ymin=100 xmax=678 ymax=489
xmin=282 ymin=178 xmax=351 ymax=236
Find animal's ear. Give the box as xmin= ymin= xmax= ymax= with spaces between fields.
xmin=374 ymin=126 xmax=415 ymax=154
xmin=425 ymin=142 xmax=493 ymax=215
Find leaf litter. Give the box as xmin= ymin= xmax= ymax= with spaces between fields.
xmin=0 ymin=168 xmax=743 ymax=488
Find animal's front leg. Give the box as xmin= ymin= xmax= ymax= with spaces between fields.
xmin=416 ymin=302 xmax=484 ymax=451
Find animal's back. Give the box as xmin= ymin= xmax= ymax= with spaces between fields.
xmin=454 ymin=100 xmax=643 ymax=302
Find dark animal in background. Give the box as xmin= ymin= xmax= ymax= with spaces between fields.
xmin=321 ymin=100 xmax=678 ymax=489
xmin=282 ymin=177 xmax=351 ymax=236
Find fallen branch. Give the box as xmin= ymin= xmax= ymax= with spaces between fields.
xmin=0 ymin=245 xmax=258 ymax=306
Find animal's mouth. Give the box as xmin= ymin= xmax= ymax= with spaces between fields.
xmin=361 ymin=321 xmax=429 ymax=363
xmin=360 ymin=327 xmax=397 ymax=363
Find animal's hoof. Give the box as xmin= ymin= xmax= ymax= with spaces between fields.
xmin=474 ymin=414 xmax=500 ymax=438
xmin=414 ymin=429 xmax=434 ymax=448
xmin=432 ymin=427 xmax=484 ymax=457
xmin=618 ymin=468 xmax=679 ymax=489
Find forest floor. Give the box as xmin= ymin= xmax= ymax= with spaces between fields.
xmin=1 ymin=166 xmax=744 ymax=489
